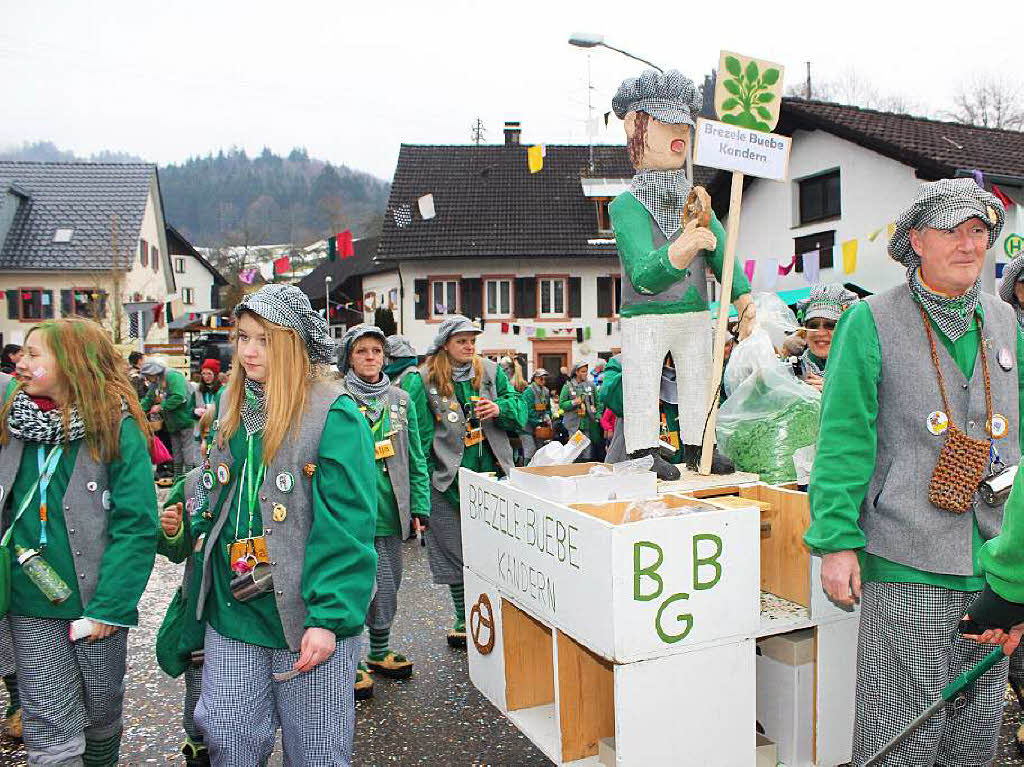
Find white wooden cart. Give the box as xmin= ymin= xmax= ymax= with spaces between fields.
xmin=460 ymin=465 xmax=858 ymax=766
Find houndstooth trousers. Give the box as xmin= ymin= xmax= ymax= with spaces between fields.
xmin=851 ymin=582 xmax=1007 ymax=766
xmin=425 ymin=488 xmax=463 ymax=586
xmin=620 ymin=311 xmax=712 ymax=453
xmin=195 ymin=626 xmax=360 ymax=767
xmin=183 ymin=664 xmax=203 ymax=743
xmin=0 ymin=617 xmax=14 ymax=677
xmin=365 ymin=535 xmax=403 ymax=633
xmin=9 ymin=615 xmax=127 ymax=766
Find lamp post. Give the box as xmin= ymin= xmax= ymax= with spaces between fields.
xmin=324 ymin=275 xmax=333 ymax=333
xmin=568 ymin=33 xmax=663 ymax=72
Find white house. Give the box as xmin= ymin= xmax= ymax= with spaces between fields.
xmin=0 ymin=161 xmax=178 ymax=347
xmin=166 ymin=224 xmax=226 ymax=318
xmin=716 ymin=100 xmax=1024 ymax=298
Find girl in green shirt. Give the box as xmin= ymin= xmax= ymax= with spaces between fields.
xmin=0 ymin=318 xmax=158 ymax=766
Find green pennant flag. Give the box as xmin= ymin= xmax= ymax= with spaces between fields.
xmin=584 ymin=326 xmax=592 ymax=340
xmin=535 ymin=328 xmax=547 ymax=339
xmin=327 ymin=236 xmax=337 ymax=262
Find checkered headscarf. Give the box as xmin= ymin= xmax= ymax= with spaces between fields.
xmin=233 ymin=285 xmax=335 ymax=364
xmin=998 ymin=254 xmax=1024 ymax=326
xmin=801 ymin=283 xmax=858 ymax=324
xmin=630 ymin=167 xmax=692 ymax=239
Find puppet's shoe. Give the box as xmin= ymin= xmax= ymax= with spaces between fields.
xmin=181 ymin=739 xmax=210 ymax=767
xmin=629 ymin=448 xmax=681 ymax=481
xmin=2 ymin=708 xmax=21 ymax=741
xmin=447 ymin=619 xmax=467 ymax=648
xmin=367 ymin=651 xmax=413 ymax=679
xmin=683 ymin=445 xmax=735 ymax=475
xmin=354 ymin=664 xmax=374 ymax=699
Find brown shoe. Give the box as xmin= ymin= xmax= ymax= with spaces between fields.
xmin=366 ymin=652 xmax=413 ymax=680
xmin=2 ymin=708 xmax=22 ymax=741
xmin=354 ymin=665 xmax=374 ymax=700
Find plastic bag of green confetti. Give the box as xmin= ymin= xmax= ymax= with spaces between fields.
xmin=716 ymin=361 xmax=821 ymax=483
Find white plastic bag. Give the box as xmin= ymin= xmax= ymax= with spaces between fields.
xmin=527 ymin=430 xmax=592 ymax=467
xmin=752 ymin=292 xmax=799 ymax=349
xmin=724 ymin=326 xmax=778 ymax=397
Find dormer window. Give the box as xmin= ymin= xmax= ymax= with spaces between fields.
xmin=53 ymin=228 xmax=73 ymax=243
xmin=595 ymin=198 xmax=613 ymax=234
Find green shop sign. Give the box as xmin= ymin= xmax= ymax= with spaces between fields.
xmin=1006 ymin=233 xmax=1023 ymax=258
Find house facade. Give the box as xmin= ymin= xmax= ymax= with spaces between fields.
xmin=166 ymin=224 xmax=226 ymax=316
xmin=0 ymin=162 xmax=177 ymax=347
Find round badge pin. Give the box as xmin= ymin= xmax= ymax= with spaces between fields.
xmin=101 ymin=490 xmax=112 ymax=510
xmin=429 ymin=388 xmax=437 ymax=395
xmin=272 ymin=503 xmax=288 ymax=523
xmin=988 ymin=413 xmax=1009 ymax=439
xmin=276 ymin=472 xmax=295 ymax=493
xmin=202 ymin=471 xmax=215 ymax=491
xmin=86 ymin=481 xmax=98 ymax=493
xmin=998 ymin=348 xmax=1013 ymax=372
xmin=447 ymin=411 xmax=459 ymax=423
xmin=185 ymin=497 xmax=196 ymax=514
xmin=216 ymin=463 xmax=230 ymax=485
xmin=926 ymin=411 xmax=949 ymax=436
xmin=303 ymin=463 xmax=316 ymax=478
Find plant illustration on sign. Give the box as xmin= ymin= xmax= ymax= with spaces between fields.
xmin=718 ymin=55 xmax=781 ymax=132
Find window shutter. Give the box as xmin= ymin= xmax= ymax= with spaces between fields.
xmin=152 ymin=246 xmax=159 ymax=272
xmin=60 ymin=290 xmax=73 ymax=317
xmin=596 ymin=276 xmax=613 ymax=317
xmin=515 ymin=277 xmax=536 ymax=319
xmin=139 ymin=239 xmax=148 ymax=266
xmin=413 ymin=279 xmax=428 ymax=320
xmin=460 ymin=278 xmax=483 ymax=321
xmin=569 ymin=277 xmax=582 ymax=318
xmin=6 ymin=290 xmax=18 ymax=320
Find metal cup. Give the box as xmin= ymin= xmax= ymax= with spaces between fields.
xmin=980 ymin=464 xmax=1018 ymax=506
xmin=229 ymin=562 xmax=274 ymax=602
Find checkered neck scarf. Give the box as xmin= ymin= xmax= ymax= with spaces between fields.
xmin=908 ymin=268 xmax=981 ymax=342
xmin=344 ymin=369 xmax=390 ymax=425
xmin=452 ymin=362 xmax=474 ymax=383
xmin=6 ymin=390 xmax=86 ymax=444
xmin=630 ymin=168 xmax=692 ymax=238
xmin=242 ymin=379 xmax=267 ymax=436
xmin=800 ymin=349 xmax=826 ymax=378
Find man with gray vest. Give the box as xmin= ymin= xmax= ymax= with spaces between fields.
xmin=339 ymin=326 xmax=430 ymax=696
xmin=805 ymin=178 xmax=1018 ymax=765
xmin=610 ymin=69 xmax=755 ymax=481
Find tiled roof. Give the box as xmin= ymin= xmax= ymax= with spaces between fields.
xmin=779 ymin=99 xmax=1024 ymax=179
xmin=0 ymin=161 xmax=155 ymax=270
xmin=378 ymin=143 xmax=721 ymax=262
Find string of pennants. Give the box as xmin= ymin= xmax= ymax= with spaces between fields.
xmin=742 ymin=221 xmax=898 ymax=289
xmin=389 ymin=194 xmax=436 ymax=228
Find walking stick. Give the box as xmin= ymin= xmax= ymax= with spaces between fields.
xmin=864 ymin=647 xmax=1004 ymax=765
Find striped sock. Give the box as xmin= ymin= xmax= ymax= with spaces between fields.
xmin=83 ymin=733 xmax=121 ymax=767
xmin=450 ymin=583 xmax=466 ymax=627
xmin=367 ymin=628 xmax=390 ymax=660
xmin=2 ymin=675 xmax=18 ymax=716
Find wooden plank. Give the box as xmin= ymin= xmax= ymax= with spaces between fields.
xmin=557 ymin=630 xmax=615 ymax=762
xmin=502 ymin=600 xmax=554 ymax=711
xmin=742 ymin=484 xmax=811 ymax=607
xmin=688 ymin=485 xmax=741 ymax=499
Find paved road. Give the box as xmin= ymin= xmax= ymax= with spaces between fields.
xmin=0 ymin=538 xmax=1022 ymax=765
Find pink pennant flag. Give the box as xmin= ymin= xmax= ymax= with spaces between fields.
xmin=743 ymin=260 xmax=756 ymax=283
xmin=778 ymin=255 xmax=796 ymax=276
xmin=238 ymin=267 xmax=257 ymax=285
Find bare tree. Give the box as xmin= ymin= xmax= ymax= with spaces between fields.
xmin=941 ymin=74 xmax=1024 ymax=130
xmin=785 ymin=68 xmax=918 ymax=114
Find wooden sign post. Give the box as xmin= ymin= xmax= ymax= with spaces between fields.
xmin=696 ymin=50 xmax=791 ymax=475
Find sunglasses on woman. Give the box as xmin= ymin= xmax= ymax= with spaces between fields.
xmin=805 ymin=319 xmax=836 ymax=332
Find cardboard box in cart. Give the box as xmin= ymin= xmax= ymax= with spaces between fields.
xmin=509 ymin=463 xmax=657 ymax=504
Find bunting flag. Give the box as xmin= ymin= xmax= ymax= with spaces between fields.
xmin=803 ymin=250 xmax=820 ymax=284
xmin=842 ymin=240 xmax=858 ymax=275
xmin=535 ymin=327 xmax=547 ymax=339
xmin=584 ymin=326 xmax=592 ymax=340
xmin=606 ymin=322 xmax=612 ymax=335
xmin=338 ymin=230 xmax=354 ymax=258
xmin=327 ymin=236 xmax=336 ymax=261
xmin=238 ymin=267 xmax=257 ymax=285
xmin=778 ymin=255 xmax=796 ymax=276
xmin=993 ymin=185 xmax=1017 ymax=209
xmin=273 ymin=256 xmax=291 ymax=274
xmin=418 ymin=194 xmax=436 ymax=220
xmin=526 ymin=326 xmax=535 ymax=338
xmin=886 ymin=222 xmax=896 ymax=239
xmin=501 ymin=322 xmax=510 ymax=333
xmin=527 ymin=145 xmax=544 ymax=174
xmin=763 ymin=258 xmax=778 ymax=290
xmin=867 ymin=228 xmax=882 ymax=242
xmin=393 ymin=205 xmax=413 ymax=228
xmin=743 ymin=260 xmax=756 ymax=283
xmin=513 ymin=324 xmax=521 ymax=335
xmin=259 ymin=262 xmax=275 ymax=281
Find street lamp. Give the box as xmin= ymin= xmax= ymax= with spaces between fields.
xmin=324 ymin=275 xmax=333 ymax=331
xmin=568 ymin=33 xmax=663 ymax=72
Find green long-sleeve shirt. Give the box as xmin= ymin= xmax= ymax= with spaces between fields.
xmin=560 ymin=380 xmax=598 ymax=431
xmin=384 ymin=360 xmax=433 ymax=473
xmin=805 ymin=301 xmax=1024 ymax=590
xmin=173 ymin=394 xmax=377 ymax=646
xmin=141 ymin=368 xmax=195 ymax=433
xmin=521 ymin=385 xmax=552 ymax=428
xmin=424 ymin=366 xmax=526 ymax=507
xmin=370 ymin=397 xmax=431 ymax=537
xmin=609 ymin=192 xmax=751 ymax=317
xmin=8 ymin=418 xmax=158 ymax=625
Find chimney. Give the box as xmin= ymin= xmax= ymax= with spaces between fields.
xmin=503 ymin=121 xmax=522 ymax=146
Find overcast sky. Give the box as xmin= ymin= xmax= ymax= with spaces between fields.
xmin=1 ymin=0 xmax=1021 ymax=180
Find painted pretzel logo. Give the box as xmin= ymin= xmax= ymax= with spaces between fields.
xmin=469 ymin=593 xmax=495 ymax=655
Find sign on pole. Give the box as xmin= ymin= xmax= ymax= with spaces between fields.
xmin=698 ymin=51 xmax=792 ymax=475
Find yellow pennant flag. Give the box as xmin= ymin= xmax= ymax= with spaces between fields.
xmin=527 ymin=145 xmax=544 ymax=174
xmin=886 ymin=222 xmax=896 ymax=238
xmin=867 ymin=228 xmax=882 ymax=242
xmin=842 ymin=239 xmax=858 ymax=274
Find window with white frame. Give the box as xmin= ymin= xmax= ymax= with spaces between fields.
xmin=538 ymin=277 xmax=566 ymax=317
xmin=485 ymin=278 xmax=512 ymax=318
xmin=431 ymin=279 xmax=458 ymax=317
xmin=181 ymin=287 xmax=195 ymax=305
xmin=175 ymin=257 xmax=187 ymax=274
